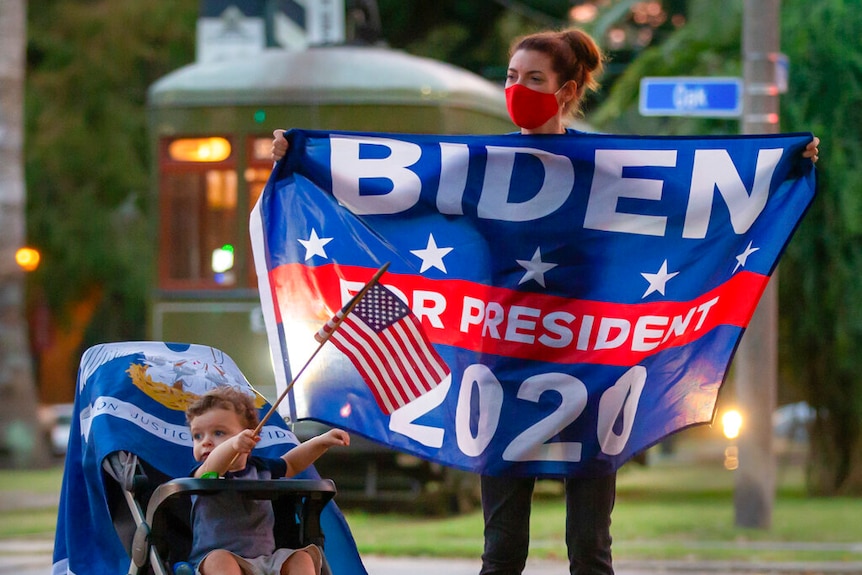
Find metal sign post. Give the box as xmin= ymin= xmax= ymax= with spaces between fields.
xmin=635 ymin=4 xmax=783 ymax=530
xmin=734 ymin=0 xmax=781 ymax=530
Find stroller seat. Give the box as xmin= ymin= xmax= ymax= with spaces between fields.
xmin=52 ymin=341 xmax=366 ymax=575
xmin=103 ymin=450 xmax=337 ymax=575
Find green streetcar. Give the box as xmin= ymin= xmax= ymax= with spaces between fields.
xmin=147 ymin=42 xmax=514 ymax=511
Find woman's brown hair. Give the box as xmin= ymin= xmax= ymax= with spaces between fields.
xmin=510 ymin=28 xmax=605 ymax=114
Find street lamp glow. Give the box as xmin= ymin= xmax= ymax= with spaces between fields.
xmin=722 ymin=409 xmax=743 ymax=440
xmin=15 ymin=247 xmax=41 ymax=272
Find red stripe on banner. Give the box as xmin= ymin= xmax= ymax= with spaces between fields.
xmin=271 ymin=263 xmax=769 ymax=367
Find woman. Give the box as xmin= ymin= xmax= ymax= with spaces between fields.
xmin=488 ymin=30 xmax=817 ymax=575
xmin=480 ymin=29 xmax=618 ymax=575
xmin=270 ymin=27 xmax=820 ymax=575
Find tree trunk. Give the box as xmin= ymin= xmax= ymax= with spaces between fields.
xmin=0 ymin=0 xmax=49 ymax=468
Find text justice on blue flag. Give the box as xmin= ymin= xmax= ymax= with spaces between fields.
xmin=250 ymin=129 xmax=817 ymax=478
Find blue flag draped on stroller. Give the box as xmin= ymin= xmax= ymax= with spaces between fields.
xmin=52 ymin=341 xmax=367 ymax=575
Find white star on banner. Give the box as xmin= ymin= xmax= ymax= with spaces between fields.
xmin=410 ymin=234 xmax=453 ymax=273
xmin=733 ymin=241 xmax=760 ymax=273
xmin=641 ymin=260 xmax=679 ymax=298
xmin=517 ymin=247 xmax=557 ymax=287
xmin=298 ymin=229 xmax=333 ymax=261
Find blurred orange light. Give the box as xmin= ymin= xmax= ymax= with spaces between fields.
xmin=722 ymin=410 xmax=743 ymax=440
xmin=15 ymin=247 xmax=41 ymax=272
xmin=569 ymin=4 xmax=598 ymax=22
xmin=168 ymin=137 xmax=231 ymax=162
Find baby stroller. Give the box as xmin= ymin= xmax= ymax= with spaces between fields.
xmin=52 ymin=341 xmax=367 ymax=575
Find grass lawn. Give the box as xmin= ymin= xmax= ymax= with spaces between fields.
xmin=3 ymin=436 xmax=862 ymax=564
xmin=0 ymin=466 xmax=64 ymax=538
xmin=344 ymin=439 xmax=862 ymax=563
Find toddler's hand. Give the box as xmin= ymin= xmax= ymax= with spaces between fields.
xmin=323 ymin=429 xmax=350 ymax=448
xmin=231 ymin=428 xmax=260 ymax=454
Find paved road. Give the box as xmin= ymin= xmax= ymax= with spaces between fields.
xmin=5 ymin=540 xmax=862 ymax=575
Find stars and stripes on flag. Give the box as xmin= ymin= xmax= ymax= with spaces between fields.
xmin=315 ymin=282 xmax=450 ymax=414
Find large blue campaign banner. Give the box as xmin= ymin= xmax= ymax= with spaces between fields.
xmin=250 ymin=129 xmax=816 ymax=478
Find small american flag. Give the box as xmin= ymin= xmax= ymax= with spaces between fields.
xmin=316 ymin=283 xmax=450 ymax=414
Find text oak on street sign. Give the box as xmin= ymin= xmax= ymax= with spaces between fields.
xmin=639 ymin=77 xmax=743 ymax=118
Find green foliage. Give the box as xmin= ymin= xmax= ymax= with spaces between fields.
xmin=777 ymin=0 xmax=862 ymax=494
xmin=377 ymin=0 xmax=507 ymax=75
xmin=24 ymin=0 xmax=198 ymax=338
xmin=589 ymin=0 xmax=742 ymax=132
xmin=593 ymin=0 xmax=862 ymax=494
xmin=376 ymin=0 xmax=571 ymax=81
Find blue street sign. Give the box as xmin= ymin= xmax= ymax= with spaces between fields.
xmin=639 ymin=77 xmax=743 ymax=117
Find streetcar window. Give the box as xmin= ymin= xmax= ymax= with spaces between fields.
xmin=251 ymin=138 xmax=272 ymax=162
xmin=158 ymin=135 xmax=240 ymax=290
xmin=245 ymin=167 xmax=271 ymax=204
xmin=160 ymin=169 xmax=239 ymax=287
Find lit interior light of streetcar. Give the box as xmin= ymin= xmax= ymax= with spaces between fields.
xmin=168 ymin=137 xmax=232 ymax=162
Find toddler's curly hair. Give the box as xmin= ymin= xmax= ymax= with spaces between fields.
xmin=186 ymin=386 xmax=260 ymax=430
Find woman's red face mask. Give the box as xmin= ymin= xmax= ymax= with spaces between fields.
xmin=505 ymin=83 xmax=561 ymax=129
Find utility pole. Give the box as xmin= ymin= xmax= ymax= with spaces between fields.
xmin=734 ymin=0 xmax=780 ymax=528
xmin=1 ymin=0 xmax=49 ymax=468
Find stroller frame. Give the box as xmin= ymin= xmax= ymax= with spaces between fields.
xmin=103 ymin=450 xmax=336 ymax=575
